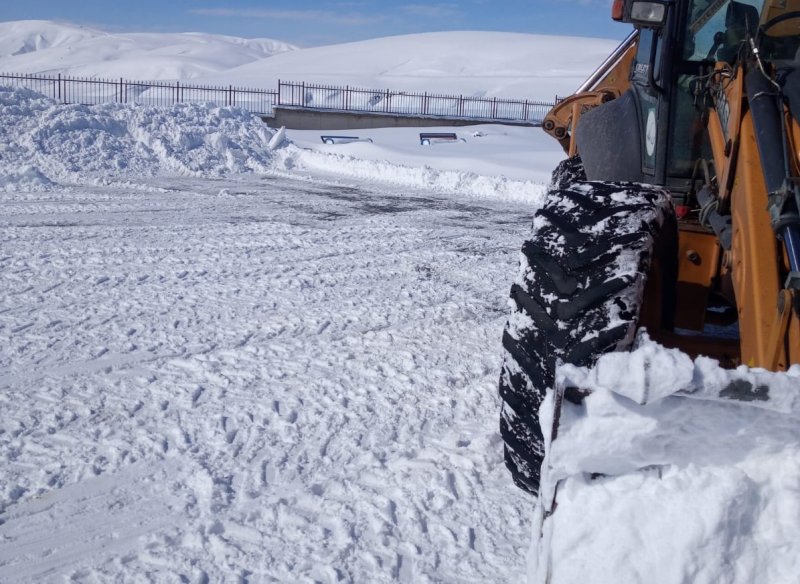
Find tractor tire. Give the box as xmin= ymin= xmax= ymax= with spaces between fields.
xmin=498 ymin=168 xmax=673 ymax=495
xmin=550 ymin=155 xmax=587 ymax=189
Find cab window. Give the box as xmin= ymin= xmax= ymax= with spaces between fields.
xmin=684 ymin=0 xmax=764 ymax=61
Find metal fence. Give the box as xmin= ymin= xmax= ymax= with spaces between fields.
xmin=277 ymin=80 xmax=558 ymax=124
xmin=0 ymin=72 xmax=559 ymax=125
xmin=0 ymin=72 xmax=279 ymax=116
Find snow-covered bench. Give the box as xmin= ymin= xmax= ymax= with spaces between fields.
xmin=419 ymin=132 xmax=460 ymax=145
xmin=320 ymin=135 xmax=372 ymax=145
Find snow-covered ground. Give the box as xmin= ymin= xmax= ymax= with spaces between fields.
xmin=0 ymin=82 xmax=548 ymax=582
xmin=0 ymin=172 xmax=537 ymax=583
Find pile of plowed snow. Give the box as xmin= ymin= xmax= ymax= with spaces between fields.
xmin=276 ymin=145 xmax=550 ymax=204
xmin=0 ymin=85 xmax=278 ymax=190
xmin=0 ymin=85 xmax=552 ymax=204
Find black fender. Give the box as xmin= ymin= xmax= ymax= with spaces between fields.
xmin=574 ymin=89 xmax=644 ymax=183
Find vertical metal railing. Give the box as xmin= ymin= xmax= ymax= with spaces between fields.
xmin=0 ymin=72 xmax=280 ymax=116
xmin=276 ymin=80 xmax=559 ymax=124
xmin=0 ymin=72 xmax=561 ymax=124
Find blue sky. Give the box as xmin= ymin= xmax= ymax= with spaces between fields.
xmin=0 ymin=1 xmax=628 ymax=47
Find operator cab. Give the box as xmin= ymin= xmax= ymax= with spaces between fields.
xmin=580 ymin=0 xmax=799 ymax=191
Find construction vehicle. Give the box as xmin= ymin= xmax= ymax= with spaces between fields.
xmin=498 ymin=0 xmax=800 ymax=500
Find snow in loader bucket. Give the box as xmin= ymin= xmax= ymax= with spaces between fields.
xmin=530 ymin=332 xmax=800 ymax=584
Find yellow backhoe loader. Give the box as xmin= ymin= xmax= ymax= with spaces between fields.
xmin=499 ymin=0 xmax=800 ymax=496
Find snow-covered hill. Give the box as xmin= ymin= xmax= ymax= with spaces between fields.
xmin=0 ymin=20 xmax=100 ymax=56
xmin=0 ymin=20 xmax=297 ymax=80
xmin=203 ymin=31 xmax=619 ymax=99
xmin=0 ymin=21 xmax=618 ymax=99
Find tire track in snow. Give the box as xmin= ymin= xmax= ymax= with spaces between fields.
xmin=0 ymin=174 xmax=534 ymax=583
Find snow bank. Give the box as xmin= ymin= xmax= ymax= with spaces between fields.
xmin=283 ymin=125 xmax=558 ymax=205
xmin=277 ymin=144 xmax=549 ymax=205
xmin=0 ymin=85 xmax=556 ymax=203
xmin=530 ymin=334 xmax=800 ymax=584
xmin=0 ymin=85 xmax=278 ymax=189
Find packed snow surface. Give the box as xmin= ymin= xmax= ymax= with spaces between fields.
xmin=0 ymin=172 xmax=538 ymax=583
xmin=530 ymin=335 xmax=800 ymax=584
xmin=0 ymin=20 xmax=297 ymax=80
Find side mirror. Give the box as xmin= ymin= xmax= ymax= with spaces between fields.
xmin=612 ymin=0 xmax=669 ymax=27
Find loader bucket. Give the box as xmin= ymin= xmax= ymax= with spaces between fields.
xmin=530 ymin=335 xmax=800 ymax=584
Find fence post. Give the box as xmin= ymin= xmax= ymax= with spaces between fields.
xmin=385 ymin=89 xmax=389 ymax=113
xmin=57 ymin=73 xmax=62 ymax=102
xmin=492 ymin=97 xmax=497 ymax=119
xmin=345 ymin=85 xmax=349 ymax=110
xmin=302 ymin=81 xmax=306 ymax=106
xmin=277 ymin=79 xmax=281 ymax=106
xmin=523 ymin=99 xmax=529 ymax=121
xmin=176 ymin=81 xmax=180 ymax=105
xmin=459 ymin=95 xmax=463 ymax=117
xmin=423 ymin=92 xmax=427 ymax=116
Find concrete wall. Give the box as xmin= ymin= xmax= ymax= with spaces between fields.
xmin=261 ymin=107 xmax=538 ymax=131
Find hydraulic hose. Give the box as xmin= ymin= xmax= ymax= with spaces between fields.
xmin=746 ymin=68 xmax=800 ymax=285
